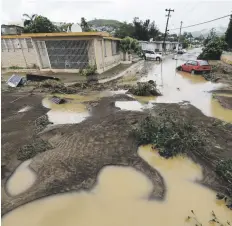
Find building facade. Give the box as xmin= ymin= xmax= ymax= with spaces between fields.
xmin=139 ymin=41 xmax=179 ymax=52
xmin=1 ymin=32 xmax=121 ymax=74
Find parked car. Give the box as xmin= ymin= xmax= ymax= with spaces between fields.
xmin=178 ymin=60 xmax=211 ymax=74
xmin=143 ymin=50 xmax=162 ymax=61
xmin=177 ymin=49 xmax=187 ymax=54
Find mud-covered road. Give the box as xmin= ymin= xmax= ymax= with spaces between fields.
xmin=2 ymin=49 xmax=232 ymax=224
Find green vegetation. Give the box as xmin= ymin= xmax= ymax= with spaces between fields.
xmin=115 ymin=17 xmax=160 ymax=41
xmin=198 ymin=29 xmax=227 ymax=60
xmin=23 ymin=15 xmax=58 ymax=33
xmin=88 ymin=19 xmax=122 ymax=28
xmin=134 ymin=109 xmax=206 ymax=158
xmin=128 ymin=81 xmax=161 ymax=96
xmin=79 ymin=64 xmax=97 ymax=76
xmin=120 ymin=36 xmax=142 ymax=57
xmin=81 ymin=17 xmax=91 ymax=32
xmin=186 ymin=210 xmax=231 ymax=226
xmin=216 ymin=159 xmax=232 ymax=207
xmin=225 ymin=15 xmax=232 ymax=49
xmin=17 ymin=139 xmax=52 ymax=161
xmin=9 ymin=65 xmax=25 ymax=69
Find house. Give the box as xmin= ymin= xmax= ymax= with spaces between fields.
xmin=139 ymin=40 xmax=179 ymax=52
xmin=1 ymin=32 xmax=121 ymax=74
xmin=1 ymin=25 xmax=24 ymax=35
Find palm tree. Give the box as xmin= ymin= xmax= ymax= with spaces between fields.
xmin=23 ymin=14 xmax=37 ymax=27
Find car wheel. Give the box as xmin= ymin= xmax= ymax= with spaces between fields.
xmin=191 ymin=70 xmax=195 ymax=75
xmin=156 ymin=57 xmax=161 ymax=61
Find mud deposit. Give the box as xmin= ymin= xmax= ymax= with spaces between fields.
xmin=2 ymin=149 xmax=231 ymax=226
xmin=2 ymin=95 xmax=232 ymax=216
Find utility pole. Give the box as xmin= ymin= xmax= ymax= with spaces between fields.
xmin=177 ymin=21 xmax=183 ymax=51
xmin=163 ymin=8 xmax=174 ymax=53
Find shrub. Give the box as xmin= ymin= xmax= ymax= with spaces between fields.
xmin=128 ymin=81 xmax=161 ymax=96
xmin=133 ymin=110 xmax=206 ymax=158
xmin=198 ymin=37 xmax=227 ymax=60
xmin=80 ymin=64 xmax=97 ymax=76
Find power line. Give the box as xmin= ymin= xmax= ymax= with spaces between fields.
xmin=169 ymin=14 xmax=231 ymax=31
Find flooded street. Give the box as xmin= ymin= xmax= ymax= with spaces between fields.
xmin=137 ymin=50 xmax=232 ymax=122
xmin=2 ymin=48 xmax=232 ymax=224
xmin=3 ymin=146 xmax=231 ymax=226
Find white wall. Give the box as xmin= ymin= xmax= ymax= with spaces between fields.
xmin=1 ymin=38 xmax=39 ymax=68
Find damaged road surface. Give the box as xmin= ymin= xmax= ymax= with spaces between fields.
xmin=1 ymin=55 xmax=232 ymax=225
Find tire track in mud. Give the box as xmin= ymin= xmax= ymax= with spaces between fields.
xmin=2 ymin=95 xmax=165 ymax=215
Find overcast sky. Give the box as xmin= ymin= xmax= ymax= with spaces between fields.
xmin=1 ymin=0 xmax=232 ymax=32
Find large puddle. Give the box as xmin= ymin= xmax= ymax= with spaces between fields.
xmin=6 ymin=159 xmax=36 ymax=196
xmin=3 ymin=146 xmax=231 ymax=226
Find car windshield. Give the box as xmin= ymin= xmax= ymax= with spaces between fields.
xmin=199 ymin=61 xmax=209 ymax=66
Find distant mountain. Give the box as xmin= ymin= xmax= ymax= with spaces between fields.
xmin=190 ymin=26 xmax=227 ymax=38
xmin=88 ymin=19 xmax=122 ymax=29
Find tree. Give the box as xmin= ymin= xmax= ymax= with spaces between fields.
xmin=58 ymin=23 xmax=74 ymax=32
xmin=115 ymin=17 xmax=159 ymax=41
xmin=198 ymin=36 xmax=227 ymax=60
xmin=23 ymin=15 xmax=58 ymax=33
xmin=115 ymin=22 xmax=134 ymax=38
xmin=120 ymin=36 xmax=142 ymax=59
xmin=203 ymin=28 xmax=217 ymax=46
xmin=81 ymin=17 xmax=91 ymax=32
xmin=225 ymin=14 xmax=232 ymax=49
xmin=23 ymin=14 xmax=37 ymax=27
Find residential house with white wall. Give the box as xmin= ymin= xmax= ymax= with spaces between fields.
xmin=1 ymin=32 xmax=121 ymax=74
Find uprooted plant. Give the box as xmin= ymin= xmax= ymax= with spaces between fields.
xmin=186 ymin=210 xmax=231 ymax=226
xmin=128 ymin=80 xmax=161 ymax=96
xmin=133 ymin=109 xmax=208 ymax=158
xmin=216 ymin=159 xmax=232 ymax=209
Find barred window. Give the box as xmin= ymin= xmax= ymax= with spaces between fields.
xmin=26 ymin=38 xmax=33 ymax=48
xmin=12 ymin=39 xmax=21 ymax=49
xmin=1 ymin=40 xmax=7 ymax=51
xmin=5 ymin=39 xmax=13 ymax=49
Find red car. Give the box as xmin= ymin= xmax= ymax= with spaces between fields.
xmin=179 ymin=60 xmax=211 ymax=74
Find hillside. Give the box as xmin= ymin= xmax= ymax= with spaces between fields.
xmin=88 ymin=19 xmax=122 ymax=28
xmin=190 ymin=26 xmax=227 ymax=37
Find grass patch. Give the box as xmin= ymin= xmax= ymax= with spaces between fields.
xmin=133 ymin=109 xmax=206 ymax=158
xmin=128 ymin=81 xmax=161 ymax=96
xmin=8 ymin=65 xmax=25 ymax=70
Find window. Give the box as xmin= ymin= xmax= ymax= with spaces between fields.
xmin=1 ymin=40 xmax=7 ymax=51
xmin=199 ymin=61 xmax=209 ymax=66
xmin=5 ymin=39 xmax=13 ymax=49
xmin=104 ymin=40 xmax=107 ymax=57
xmin=112 ymin=40 xmax=119 ymax=55
xmin=12 ymin=39 xmax=21 ymax=49
xmin=191 ymin=61 xmax=198 ymax=66
xmin=26 ymin=38 xmax=33 ymax=48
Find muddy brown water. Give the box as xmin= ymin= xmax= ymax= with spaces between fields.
xmin=135 ymin=56 xmax=232 ymax=122
xmin=6 ymin=159 xmax=36 ymax=196
xmin=3 ymin=145 xmax=231 ymax=226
